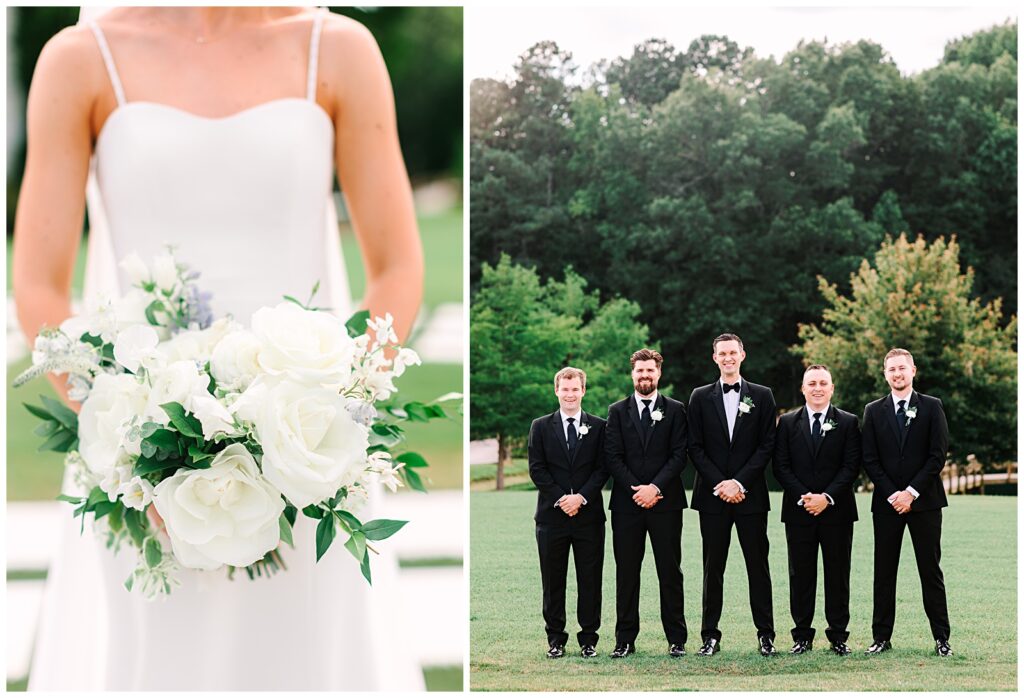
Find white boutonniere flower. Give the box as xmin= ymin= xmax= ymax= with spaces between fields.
xmin=821 ymin=418 xmax=838 ymax=435
xmin=904 ymin=406 xmax=918 ymax=426
xmin=738 ymin=396 xmax=755 ymax=416
xmin=577 ymin=423 xmax=590 ymax=438
xmin=650 ymin=408 xmax=664 ymax=424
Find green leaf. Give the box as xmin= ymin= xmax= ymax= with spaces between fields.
xmin=23 ymin=402 xmax=53 ymax=421
xmin=360 ymin=549 xmax=372 ymax=585
xmin=395 ymin=452 xmax=429 ymax=470
xmin=92 ymin=499 xmax=116 ymax=520
xmin=402 ymin=402 xmax=432 ymax=423
xmin=145 ymin=299 xmax=165 ymax=326
xmin=160 ymin=402 xmax=203 ymax=439
xmin=402 ymin=466 xmax=427 ymax=493
xmin=302 ymin=505 xmax=325 ymax=519
xmin=40 ymin=395 xmax=78 ymax=431
xmin=107 ymin=504 xmax=124 ymax=533
xmin=359 ymin=518 xmax=408 ymax=541
xmin=279 ymin=513 xmax=294 ymax=548
xmin=283 ymin=504 xmax=297 ymax=528
xmin=33 ymin=420 xmax=61 ymax=438
xmin=344 ymin=310 xmax=371 ymax=338
xmin=333 ymin=509 xmax=363 ymax=532
xmin=134 ymin=453 xmax=175 ymax=477
xmin=124 ymin=574 xmax=134 ymax=592
xmin=315 ymin=515 xmax=337 ymax=562
xmin=144 ymin=537 xmax=163 ymax=568
xmin=343 ymin=530 xmax=367 ymax=562
xmin=187 ymin=445 xmax=215 ymax=468
xmin=56 ymin=493 xmax=85 ymax=504
xmin=143 ymin=429 xmax=181 ymax=457
xmin=124 ymin=508 xmax=147 ymax=548
xmin=38 ymin=428 xmax=77 ymax=453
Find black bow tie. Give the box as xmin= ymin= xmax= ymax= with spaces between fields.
xmin=723 ymin=382 xmax=740 ymax=394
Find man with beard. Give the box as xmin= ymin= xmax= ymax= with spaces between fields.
xmin=688 ymin=333 xmax=777 ymax=656
xmin=528 ymin=367 xmax=609 ymax=659
xmin=604 ymin=349 xmax=688 ymax=658
xmin=861 ymin=348 xmax=952 ymax=657
xmin=773 ymin=364 xmax=860 ymax=656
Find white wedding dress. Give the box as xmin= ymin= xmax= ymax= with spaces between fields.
xmin=28 ymin=11 xmax=424 ymax=691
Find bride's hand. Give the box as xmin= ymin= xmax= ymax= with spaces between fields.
xmin=147 ymin=506 xmax=166 ymax=534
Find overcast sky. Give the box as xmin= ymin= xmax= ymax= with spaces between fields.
xmin=467 ymin=5 xmax=1017 ymax=81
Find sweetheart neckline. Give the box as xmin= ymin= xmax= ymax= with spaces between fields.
xmin=95 ymin=97 xmax=333 ymax=149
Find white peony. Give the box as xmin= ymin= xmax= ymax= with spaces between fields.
xmin=78 ymin=373 xmax=149 ymax=477
xmin=251 ymin=303 xmax=356 ymax=385
xmin=143 ymin=360 xmax=211 ymax=423
xmin=233 ymin=378 xmax=369 ymax=509
xmin=209 ymin=329 xmax=263 ymax=392
xmin=114 ymin=324 xmax=160 ymax=373
xmin=152 ymin=444 xmax=284 ymax=570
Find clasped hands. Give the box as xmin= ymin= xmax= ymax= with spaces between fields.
xmin=556 ymin=493 xmax=585 ymax=517
xmin=889 ymin=490 xmax=915 ymax=514
xmin=799 ymin=493 xmax=829 ymax=516
xmin=713 ymin=479 xmax=745 ymax=504
xmin=631 ymin=484 xmax=662 ymax=509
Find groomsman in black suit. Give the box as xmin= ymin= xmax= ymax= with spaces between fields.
xmin=528 ymin=367 xmax=609 ymax=659
xmin=861 ymin=348 xmax=952 ymax=657
xmin=687 ymin=333 xmax=777 ymax=656
xmin=605 ymin=349 xmax=688 ymax=658
xmin=773 ymin=364 xmax=860 ymax=656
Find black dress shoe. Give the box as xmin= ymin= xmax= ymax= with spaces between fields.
xmin=830 ymin=641 xmax=852 ymax=656
xmin=935 ymin=639 xmax=954 ymax=657
xmin=697 ymin=638 xmax=720 ymax=656
xmin=759 ymin=636 xmax=778 ymax=656
xmin=668 ymin=643 xmax=686 ymax=657
xmin=865 ymin=640 xmax=892 ymax=654
xmin=789 ymin=639 xmax=812 ymax=655
xmin=609 ymin=642 xmax=635 ymax=658
xmin=580 ymin=645 xmax=598 ymax=658
xmin=546 ymin=644 xmax=565 ymax=659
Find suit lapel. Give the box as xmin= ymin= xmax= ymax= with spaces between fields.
xmin=627 ymin=396 xmax=645 ymax=447
xmin=550 ymin=411 xmax=570 ymax=463
xmin=883 ymin=395 xmax=903 ymax=450
xmin=643 ymin=396 xmax=663 ymax=449
xmin=569 ymin=411 xmax=586 ymax=464
xmin=814 ymin=405 xmax=836 ymax=458
xmin=731 ymin=380 xmax=751 ymax=442
xmin=710 ymin=382 xmax=730 ymax=443
xmin=901 ymin=391 xmax=919 ymax=449
xmin=797 ymin=406 xmax=815 ymax=459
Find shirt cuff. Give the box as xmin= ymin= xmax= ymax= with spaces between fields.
xmin=652 ymin=484 xmax=662 ymax=495
xmin=886 ymin=492 xmax=898 ymax=503
xmin=580 ymin=495 xmax=588 ymax=506
xmin=732 ymin=479 xmax=747 ymax=494
xmin=824 ymin=493 xmax=835 ymax=506
xmin=906 ymin=486 xmax=920 ymax=499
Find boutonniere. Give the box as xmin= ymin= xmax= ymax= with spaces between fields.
xmin=904 ymin=406 xmax=917 ymax=426
xmin=650 ymin=408 xmax=664 ymax=424
xmin=577 ymin=423 xmax=591 ymax=438
xmin=821 ymin=418 xmax=838 ymax=434
xmin=738 ymin=396 xmax=755 ymax=416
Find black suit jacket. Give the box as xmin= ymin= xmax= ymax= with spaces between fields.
xmin=862 ymin=391 xmax=949 ymax=514
xmin=687 ymin=379 xmax=776 ymax=515
xmin=605 ymin=394 xmax=688 ymax=512
xmin=773 ymin=405 xmax=860 ymax=525
xmin=528 ymin=411 xmax=608 ymax=525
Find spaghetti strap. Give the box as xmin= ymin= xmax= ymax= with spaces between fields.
xmin=87 ymin=21 xmax=126 ymax=106
xmin=306 ymin=9 xmax=327 ymax=101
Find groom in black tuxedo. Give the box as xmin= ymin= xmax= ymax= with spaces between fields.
xmin=773 ymin=364 xmax=860 ymax=656
xmin=687 ymin=333 xmax=777 ymax=656
xmin=861 ymin=348 xmax=952 ymax=657
xmin=528 ymin=367 xmax=609 ymax=659
xmin=605 ymin=349 xmax=688 ymax=658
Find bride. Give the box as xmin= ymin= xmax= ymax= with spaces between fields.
xmin=12 ymin=7 xmax=425 ymax=691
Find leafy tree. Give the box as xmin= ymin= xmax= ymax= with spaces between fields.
xmin=605 ymin=38 xmax=684 ymax=107
xmin=795 ymin=234 xmax=1017 ymax=466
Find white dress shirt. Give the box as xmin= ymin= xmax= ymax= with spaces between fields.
xmin=633 ymin=391 xmax=659 ymax=418
xmin=888 ymin=391 xmax=920 ymax=500
xmin=555 ymin=409 xmax=587 ymax=506
xmin=717 ymin=378 xmax=746 ymax=493
xmin=803 ymin=404 xmax=835 ymax=506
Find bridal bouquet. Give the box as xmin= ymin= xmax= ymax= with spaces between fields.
xmin=16 ymin=250 xmax=453 ymax=597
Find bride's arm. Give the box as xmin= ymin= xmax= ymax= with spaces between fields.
xmin=322 ymin=18 xmax=424 ymax=343
xmin=12 ymin=27 xmax=101 ymax=403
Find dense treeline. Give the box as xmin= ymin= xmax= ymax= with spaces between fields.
xmin=470 ymin=23 xmax=1016 ymax=407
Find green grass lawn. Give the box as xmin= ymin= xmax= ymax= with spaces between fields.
xmin=470 ymin=491 xmax=1017 ymax=691
xmin=470 ymin=458 xmax=528 ymax=482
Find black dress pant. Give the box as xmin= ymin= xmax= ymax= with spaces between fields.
xmin=871 ymin=509 xmax=950 ymax=642
xmin=536 ymin=520 xmax=605 ymax=647
xmin=785 ymin=521 xmax=853 ymax=643
xmin=699 ymin=510 xmax=774 ymax=642
xmin=611 ymin=508 xmax=687 ymax=645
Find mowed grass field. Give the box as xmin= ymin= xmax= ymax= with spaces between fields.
xmin=470 ymin=491 xmax=1017 ymax=691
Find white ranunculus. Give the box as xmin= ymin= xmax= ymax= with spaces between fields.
xmin=118 ymin=476 xmax=155 ymax=511
xmin=78 ymin=373 xmax=149 ymax=477
xmin=144 ymin=360 xmax=211 ymax=423
xmin=190 ymin=394 xmax=236 ymax=439
xmin=152 ymin=444 xmax=284 ymax=570
xmin=151 ymin=252 xmax=179 ymax=291
xmin=114 ymin=324 xmax=160 ymax=373
xmin=119 ymin=253 xmax=150 ymax=287
xmin=234 ymin=378 xmax=369 ymax=509
xmin=251 ymin=303 xmax=356 ymax=385
xmin=209 ymin=329 xmax=263 ymax=392
xmin=158 ymin=318 xmax=236 ymax=365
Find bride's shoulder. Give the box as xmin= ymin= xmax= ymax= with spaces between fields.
xmin=318 ymin=13 xmax=389 ymax=95
xmin=30 ymin=25 xmax=107 ymax=106
xmin=319 ymin=12 xmax=384 ymax=62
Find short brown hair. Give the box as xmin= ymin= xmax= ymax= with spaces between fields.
xmin=630 ymin=348 xmax=663 ymax=368
xmin=803 ymin=363 xmax=832 ymax=377
xmin=554 ymin=366 xmax=587 ymax=390
xmin=883 ymin=348 xmax=914 ymax=365
xmin=712 ymin=333 xmax=744 ymax=352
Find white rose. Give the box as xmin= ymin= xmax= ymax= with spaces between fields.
xmin=119 ymin=253 xmax=151 ymax=287
xmin=158 ymin=318 xmax=235 ymax=365
xmin=190 ymin=394 xmax=236 ymax=439
xmin=114 ymin=325 xmax=160 ymax=373
xmin=151 ymin=252 xmax=179 ymax=291
xmin=152 ymin=444 xmax=284 ymax=570
xmin=251 ymin=303 xmax=356 ymax=385
xmin=234 ymin=379 xmax=369 ymax=509
xmin=210 ymin=329 xmax=263 ymax=392
xmin=144 ymin=360 xmax=211 ymax=423
xmin=118 ymin=476 xmax=155 ymax=511
xmin=78 ymin=373 xmax=148 ymax=477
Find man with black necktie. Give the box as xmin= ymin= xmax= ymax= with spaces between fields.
xmin=528 ymin=366 xmax=609 ymax=659
xmin=604 ymin=349 xmax=688 ymax=658
xmin=528 ymin=364 xmax=606 ymax=659
xmin=861 ymin=348 xmax=952 ymax=657
xmin=687 ymin=333 xmax=777 ymax=656
xmin=773 ymin=364 xmax=860 ymax=656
